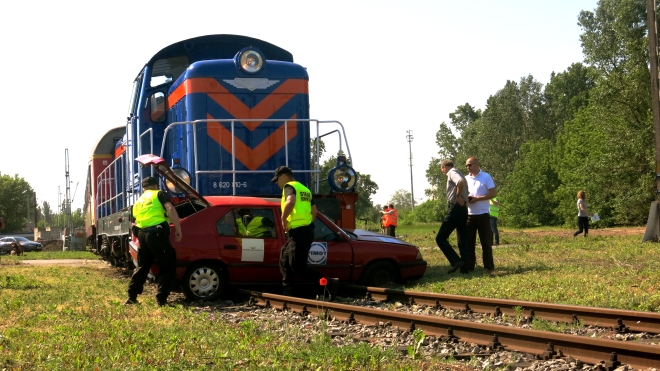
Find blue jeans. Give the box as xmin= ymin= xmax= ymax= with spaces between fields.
xmin=490 ymin=216 xmax=499 ymax=245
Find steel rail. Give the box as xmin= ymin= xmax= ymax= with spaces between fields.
xmin=238 ymin=289 xmax=660 ymax=370
xmin=343 ymin=286 xmax=660 ymax=335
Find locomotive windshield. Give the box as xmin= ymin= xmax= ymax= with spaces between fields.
xmin=150 ymin=56 xmax=189 ymax=87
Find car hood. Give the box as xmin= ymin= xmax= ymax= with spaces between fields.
xmin=135 ymin=154 xmax=212 ymax=208
xmin=345 ymin=229 xmax=417 ymax=247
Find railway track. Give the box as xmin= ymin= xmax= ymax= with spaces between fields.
xmin=343 ymin=286 xmax=660 ymax=335
xmin=238 ymin=288 xmax=660 ymax=370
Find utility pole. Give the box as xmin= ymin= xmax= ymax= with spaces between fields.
xmin=406 ymin=130 xmax=415 ymax=211
xmin=65 ymin=149 xmax=72 ymax=235
xmin=644 ymin=0 xmax=660 ymax=241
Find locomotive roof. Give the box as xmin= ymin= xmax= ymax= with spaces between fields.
xmin=147 ymin=34 xmax=294 ymax=66
xmin=91 ymin=126 xmax=124 ymax=156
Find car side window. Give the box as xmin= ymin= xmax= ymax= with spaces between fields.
xmin=313 ymin=218 xmax=336 ymax=240
xmin=216 ymin=208 xmax=277 ymax=238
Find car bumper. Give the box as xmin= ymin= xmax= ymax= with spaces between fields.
xmin=398 ymin=259 xmax=427 ymax=280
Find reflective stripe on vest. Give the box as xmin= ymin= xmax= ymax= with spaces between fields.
xmin=133 ymin=190 xmax=168 ymax=228
xmin=490 ymin=197 xmax=500 ymax=218
xmin=389 ymin=209 xmax=398 ymax=226
xmin=281 ymin=181 xmax=313 ymax=229
xmin=235 ymin=218 xmax=247 ymax=236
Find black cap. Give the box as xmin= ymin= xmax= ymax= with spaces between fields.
xmin=142 ymin=176 xmax=159 ymax=187
xmin=271 ymin=166 xmax=293 ymax=182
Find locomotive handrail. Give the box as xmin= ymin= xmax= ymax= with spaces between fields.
xmin=139 ymin=128 xmax=154 ymax=179
xmin=157 ymin=119 xmax=352 ymax=195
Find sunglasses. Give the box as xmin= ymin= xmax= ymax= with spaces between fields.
xmin=466 ymin=164 xmax=474 ymax=167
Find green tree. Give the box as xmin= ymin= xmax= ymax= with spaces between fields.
xmin=426 ymin=104 xmax=481 ymax=200
xmin=408 ymin=199 xmax=445 ymax=223
xmin=0 ymin=174 xmax=33 ymax=232
xmin=550 ymin=0 xmax=655 ymax=226
xmin=42 ymin=201 xmax=53 ymax=226
xmin=544 ymin=63 xmax=595 ymax=132
xmin=501 ymin=140 xmax=561 ymax=227
xmin=388 ymin=189 xmax=414 ymax=213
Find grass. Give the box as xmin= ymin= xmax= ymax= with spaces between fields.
xmin=0 ymin=253 xmax=467 ymax=371
xmin=1 ymin=225 xmax=659 ymax=370
xmin=397 ymin=224 xmax=660 ymax=311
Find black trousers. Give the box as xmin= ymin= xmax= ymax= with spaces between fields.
xmin=387 ymin=226 xmax=396 ymax=237
xmin=435 ymin=203 xmax=468 ymax=266
xmin=573 ymin=216 xmax=589 ymax=237
xmin=279 ymin=224 xmax=322 ymax=291
xmin=127 ymin=224 xmax=176 ymax=303
xmin=466 ymin=213 xmax=494 ymax=270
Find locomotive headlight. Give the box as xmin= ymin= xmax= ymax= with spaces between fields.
xmin=239 ymin=49 xmax=264 ymax=73
xmin=166 ymin=168 xmax=191 ymax=194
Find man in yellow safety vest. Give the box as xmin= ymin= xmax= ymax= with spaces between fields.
xmin=272 ymin=166 xmax=336 ymax=299
xmin=125 ymin=176 xmax=182 ymax=306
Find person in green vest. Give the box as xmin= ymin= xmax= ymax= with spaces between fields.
xmin=125 ymin=176 xmax=182 ymax=306
xmin=272 ymin=166 xmax=337 ymax=299
xmin=489 ymin=196 xmax=500 ymax=246
xmin=235 ymin=209 xmax=275 ymax=237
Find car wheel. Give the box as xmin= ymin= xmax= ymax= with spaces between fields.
xmin=360 ymin=261 xmax=398 ymax=287
xmin=183 ymin=263 xmax=225 ymax=301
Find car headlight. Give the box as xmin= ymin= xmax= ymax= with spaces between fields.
xmin=416 ymin=251 xmax=423 ymax=260
xmin=238 ymin=48 xmax=264 ymax=74
xmin=166 ymin=168 xmax=191 ymax=194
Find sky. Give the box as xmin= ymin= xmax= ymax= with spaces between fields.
xmin=0 ymin=0 xmax=599 ymax=212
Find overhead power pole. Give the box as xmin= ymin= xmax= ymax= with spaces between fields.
xmin=406 ymin=130 xmax=415 ymax=211
xmin=644 ymin=0 xmax=660 ymax=241
xmin=65 ymin=149 xmax=72 ymax=234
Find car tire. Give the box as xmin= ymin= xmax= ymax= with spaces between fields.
xmin=360 ymin=261 xmax=398 ymax=287
xmin=182 ymin=263 xmax=225 ymax=301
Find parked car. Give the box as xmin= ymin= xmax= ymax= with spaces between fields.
xmin=0 ymin=236 xmax=43 ymax=252
xmin=127 ymin=156 xmax=428 ymax=301
xmin=0 ymin=242 xmax=12 ymax=255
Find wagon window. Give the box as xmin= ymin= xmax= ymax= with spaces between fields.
xmin=216 ymin=208 xmax=277 ymax=238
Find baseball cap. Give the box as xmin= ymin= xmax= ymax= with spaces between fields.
xmin=271 ymin=166 xmax=293 ymax=182
xmin=142 ymin=176 xmax=159 ymax=187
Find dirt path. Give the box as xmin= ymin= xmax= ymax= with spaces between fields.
xmin=19 ymin=259 xmax=108 ymax=267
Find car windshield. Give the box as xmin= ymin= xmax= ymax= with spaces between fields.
xmin=15 ymin=237 xmax=29 ymax=242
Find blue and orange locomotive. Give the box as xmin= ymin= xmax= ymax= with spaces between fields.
xmin=83 ymin=35 xmax=358 ymax=267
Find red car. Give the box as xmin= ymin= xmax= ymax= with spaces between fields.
xmin=129 ymin=155 xmax=427 ymax=301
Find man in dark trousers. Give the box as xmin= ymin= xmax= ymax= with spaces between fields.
xmin=465 ymin=157 xmax=497 ymax=271
xmin=273 ymin=166 xmax=336 ymax=299
xmin=435 ymin=159 xmax=469 ymax=274
xmin=125 ymin=176 xmax=182 ymax=306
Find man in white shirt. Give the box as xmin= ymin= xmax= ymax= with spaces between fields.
xmin=465 ymin=157 xmax=497 ymax=271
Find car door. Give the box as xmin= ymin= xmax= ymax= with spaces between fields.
xmin=310 ymin=214 xmax=354 ymax=282
xmin=214 ymin=206 xmax=283 ymax=283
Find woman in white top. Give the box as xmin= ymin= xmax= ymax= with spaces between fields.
xmin=572 ymin=190 xmax=593 ymax=237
